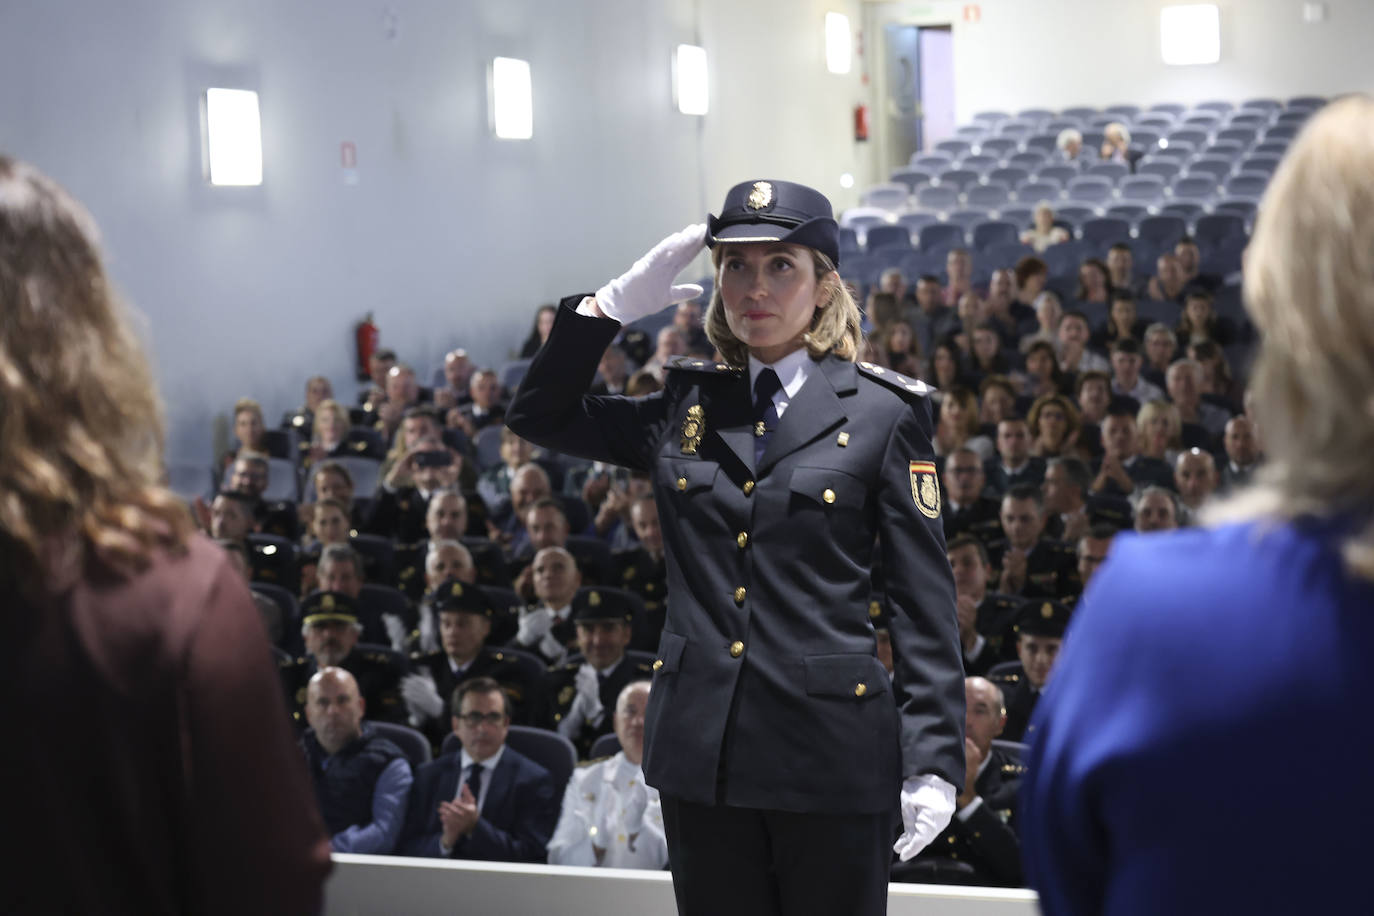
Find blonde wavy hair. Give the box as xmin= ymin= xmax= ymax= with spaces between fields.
xmin=1206 ymin=95 xmax=1374 ymax=579
xmin=0 ymin=156 xmax=191 ymax=598
xmin=704 ymin=244 xmax=862 ymax=367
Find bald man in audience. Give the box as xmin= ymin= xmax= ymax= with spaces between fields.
xmin=393 ymin=488 xmax=471 ymax=601
xmin=299 ymin=667 xmax=414 ymax=854
xmin=548 ymin=680 xmax=668 ymax=869
xmin=493 ymin=462 xmax=553 ymax=550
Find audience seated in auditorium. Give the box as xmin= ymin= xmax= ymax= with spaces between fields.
xmin=511 ymin=546 xmax=582 ymax=665
xmin=359 ymin=348 xmax=398 ymax=409
xmin=548 ymin=680 xmax=666 ymax=869
xmin=434 ymin=348 xmax=475 ymax=410
xmin=299 ymin=667 xmax=414 ymax=854
xmin=281 ymin=587 xmax=408 ymax=726
xmin=617 ymin=494 xmax=669 ymax=651
xmin=1188 ymin=339 xmax=1246 ymax=411
xmin=1091 ymin=402 xmax=1175 ymax=498
xmin=452 ymin=368 xmax=507 ymax=436
xmin=491 ymin=462 xmax=554 ymax=553
xmin=518 ymin=305 xmax=558 ymax=359
xmin=985 ymin=416 xmax=1046 ymax=497
xmin=927 ymin=340 xmax=965 ymax=391
xmin=376 ymin=363 xmax=431 ymax=443
xmin=1105 ymin=243 xmax=1142 ymax=298
xmin=1075 ymin=525 xmax=1118 ymax=591
xmin=1013 ymin=257 xmax=1050 ymax=316
xmin=1109 ymin=338 xmax=1164 ymax=405
xmin=947 ymin=535 xmax=1019 ymax=674
xmin=403 ymin=580 xmax=542 ymax=743
xmin=1174 ymin=237 xmax=1220 ymax=292
xmin=989 ymin=599 xmax=1071 ymax=742
xmin=1147 ymin=253 xmax=1188 ymax=304
xmin=875 ymin=320 xmax=922 ymax=378
xmin=1141 ymin=323 xmax=1178 ymax=389
xmin=945 ymin=248 xmax=977 ymax=307
xmin=1219 ymin=415 xmax=1263 ymax=492
xmin=1166 ymin=358 xmax=1231 ymax=442
xmin=395 ymin=536 xmax=479 ymax=650
xmin=1099 ymin=122 xmax=1137 ymax=169
xmin=1174 ymin=448 xmax=1219 ymax=515
xmin=1093 ymin=290 xmax=1149 ymax=351
xmin=1133 ymin=485 xmax=1181 ymax=533
xmin=904 ymin=677 xmax=1024 ymax=887
xmin=1176 ymin=288 xmax=1236 ymax=348
xmin=546 ymin=589 xmax=655 ymax=760
xmin=1057 ymin=312 xmax=1110 ymax=375
xmin=1020 ymin=341 xmax=1069 ymax=403
xmin=672 ymin=300 xmax=712 ymax=356
xmin=223 ymin=450 xmax=299 ymax=539
xmin=1055 ymin=128 xmax=1087 ymax=168
xmin=371 ymin=435 xmax=464 ymax=543
xmin=935 ymin=388 xmax=994 ymax=460
xmin=1136 ymin=399 xmax=1184 ymax=466
xmin=590 ymin=343 xmax=632 ymax=396
xmin=989 ymin=485 xmax=1078 ymax=601
xmin=401 ymin=677 xmax=559 ymax=862
xmin=908 ymin=273 xmax=961 ymax=358
xmin=941 ymin=448 xmax=1002 ymax=546
xmin=304 ymin=399 xmax=354 ymax=467
xmin=1020 ymin=291 xmax=1062 ymax=354
xmin=1075 ymin=258 xmax=1111 ymax=306
xmin=641 ymin=326 xmax=688 ymax=383
xmin=1020 ymin=203 xmax=1071 ymax=254
xmin=227 ymin=397 xmax=268 ymax=467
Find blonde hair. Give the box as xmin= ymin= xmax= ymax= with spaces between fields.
xmin=0 ymin=156 xmax=191 ymax=598
xmin=1207 ymin=95 xmax=1374 ymax=578
xmin=704 ymin=244 xmax=862 ymax=367
xmin=1104 ymin=122 xmax=1132 ymax=146
xmin=312 ymin=398 xmax=350 ymax=445
xmin=1136 ymin=399 xmax=1183 ymax=452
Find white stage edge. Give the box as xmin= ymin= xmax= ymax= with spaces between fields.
xmin=327 ymin=854 xmax=1040 ymax=915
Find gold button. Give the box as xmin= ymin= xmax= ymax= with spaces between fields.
xmin=742 ymin=480 xmax=755 ymax=495
xmin=837 ymin=432 xmax=850 ymax=447
xmin=823 ymin=488 xmax=836 ymax=504
xmin=854 ymin=683 xmax=867 ymax=697
xmin=734 ymin=586 xmax=747 ymax=603
xmin=676 ymin=477 xmax=687 ymax=491
xmin=652 ymin=659 xmax=663 ymax=671
xmin=737 ymin=531 xmax=749 ymax=549
xmin=730 ymin=640 xmax=744 ymax=658
xmin=754 ymin=421 xmax=766 ymax=437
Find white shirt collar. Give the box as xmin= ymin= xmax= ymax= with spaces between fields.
xmin=748 ymin=348 xmax=814 ymax=405
xmin=461 ymin=743 xmax=506 ymax=771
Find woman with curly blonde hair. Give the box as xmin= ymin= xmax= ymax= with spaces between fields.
xmin=1024 ymin=95 xmax=1374 ymax=914
xmin=0 ymin=155 xmax=329 ymax=910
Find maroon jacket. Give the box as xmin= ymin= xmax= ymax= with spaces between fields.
xmin=3 ymin=535 xmax=332 ymax=914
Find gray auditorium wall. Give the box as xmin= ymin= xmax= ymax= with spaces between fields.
xmin=0 ymin=0 xmax=871 ymax=463
xmin=869 ymin=0 xmax=1374 ymax=122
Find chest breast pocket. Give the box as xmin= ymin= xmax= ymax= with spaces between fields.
xmin=787 ymin=466 xmax=867 ymax=516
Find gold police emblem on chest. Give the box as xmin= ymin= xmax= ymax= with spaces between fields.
xmin=747 ymin=181 xmax=773 ymax=209
xmin=559 ymin=686 xmax=575 ymax=706
xmin=909 ymin=460 xmax=940 ymax=519
xmin=681 ymin=404 xmax=705 ymax=454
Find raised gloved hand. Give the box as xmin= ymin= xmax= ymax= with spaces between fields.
xmin=401 ymin=672 xmax=445 ymax=723
xmin=516 ymin=606 xmax=556 ymax=646
xmin=569 ymin=663 xmax=606 ymax=725
xmin=593 ymin=224 xmax=707 ymax=324
xmin=893 ymin=773 xmax=958 ymax=861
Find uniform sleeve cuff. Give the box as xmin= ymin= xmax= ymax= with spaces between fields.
xmin=955 ymin=796 xmax=984 ymax=821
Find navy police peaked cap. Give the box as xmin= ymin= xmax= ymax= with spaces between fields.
xmin=301 ymin=590 xmax=359 ymax=626
xmin=428 ymin=578 xmax=494 ymax=618
xmin=707 ymin=179 xmax=841 ymax=267
xmin=570 ymin=587 xmax=636 ymax=625
xmin=1015 ymin=599 xmax=1071 ymax=639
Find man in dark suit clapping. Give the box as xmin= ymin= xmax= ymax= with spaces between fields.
xmin=398 ymin=677 xmax=558 ymax=862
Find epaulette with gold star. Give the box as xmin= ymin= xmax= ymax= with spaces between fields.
xmin=856 ymin=361 xmax=933 ymax=399
xmin=666 ymin=356 xmax=743 ymax=374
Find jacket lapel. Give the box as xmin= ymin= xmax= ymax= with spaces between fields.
xmin=704 ymin=372 xmax=756 ymax=475
xmin=757 ymin=356 xmax=856 ymax=477
xmin=481 ymin=751 xmax=515 ymax=817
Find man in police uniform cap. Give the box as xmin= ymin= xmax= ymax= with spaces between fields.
xmin=987 ymin=598 xmax=1070 ymax=742
xmin=279 ymin=590 xmax=410 ymax=727
xmin=400 ymin=578 xmax=542 ymax=743
xmin=544 ymin=587 xmax=654 ymax=759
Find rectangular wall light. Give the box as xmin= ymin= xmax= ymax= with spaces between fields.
xmin=491 ymin=57 xmax=533 ymax=140
xmin=1160 ymin=5 xmax=1221 ymax=65
xmin=674 ymin=44 xmax=709 ymax=116
xmin=826 ymin=13 xmax=852 ymax=74
xmin=204 ymin=88 xmax=263 ymax=186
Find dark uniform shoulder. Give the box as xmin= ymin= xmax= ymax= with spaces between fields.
xmin=665 ymin=355 xmax=744 ymax=376
xmin=855 ymin=361 xmax=933 ymax=400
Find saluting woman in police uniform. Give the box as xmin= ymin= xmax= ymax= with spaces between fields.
xmin=507 ymin=180 xmax=964 ymax=916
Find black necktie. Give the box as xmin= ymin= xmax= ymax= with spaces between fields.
xmin=753 ymin=368 xmax=782 ymax=463
xmin=466 ymin=763 xmax=484 ymax=803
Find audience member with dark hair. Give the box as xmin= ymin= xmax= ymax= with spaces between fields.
xmin=1056 ymin=310 xmax=1110 ymax=375
xmin=946 ymin=536 xmax=1020 ymax=674
xmin=988 ymin=485 xmax=1078 ymax=601
xmin=935 ymin=387 xmax=994 ymax=460
xmin=1105 ymin=243 xmax=1141 ymax=297
xmin=1146 ymin=252 xmax=1188 ymax=304
xmin=1027 ymin=394 xmax=1084 ymax=460
xmin=926 ymin=339 xmax=966 ymax=390
xmin=1133 ymin=485 xmax=1181 ymax=533
xmin=1176 ymin=288 xmax=1236 ymax=348
xmin=1140 ymin=322 xmax=1178 ymax=389
xmin=519 ymin=304 xmax=559 ymax=358
xmin=988 ymin=599 xmax=1071 ymax=742
xmin=1093 ymin=289 xmax=1149 ymax=351
xmin=1174 ymin=236 xmax=1221 ymax=292
xmin=1109 ymin=338 xmax=1165 ymax=405
xmin=1075 ymin=258 xmax=1111 ymax=304
xmin=1218 ymin=415 xmax=1263 ymax=492
xmin=942 ymin=450 xmax=1004 ymax=546
xmin=400 ymin=677 xmax=559 ymax=861
xmin=907 ymin=273 xmax=961 ymax=357
xmin=1091 ymin=402 xmax=1176 ymax=498
xmin=1173 ymin=448 xmax=1219 ymax=516
xmin=985 ymin=417 xmax=1046 ymax=497
xmin=1020 ymin=340 xmax=1070 ymax=401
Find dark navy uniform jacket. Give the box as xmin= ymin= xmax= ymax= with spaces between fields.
xmin=507 ymin=300 xmax=964 ymax=815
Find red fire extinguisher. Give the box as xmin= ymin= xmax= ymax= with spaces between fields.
xmin=854 ymin=104 xmax=870 ymax=142
xmin=355 ymin=312 xmax=379 ymax=381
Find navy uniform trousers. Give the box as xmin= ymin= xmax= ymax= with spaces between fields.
xmin=507 ymin=300 xmax=965 ymax=916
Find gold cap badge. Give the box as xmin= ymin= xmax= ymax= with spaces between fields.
xmin=321 ymin=594 xmax=335 ymax=611
xmin=1041 ymin=602 xmax=1054 ymax=619
xmin=747 ymin=181 xmax=773 ymax=210
xmin=589 ymin=591 xmax=602 ymax=607
xmin=451 ymin=582 xmax=464 ymax=597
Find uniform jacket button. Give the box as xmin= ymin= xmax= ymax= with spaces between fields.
xmin=652 ymin=659 xmax=663 ymax=671
xmin=733 ymin=586 xmax=747 ymax=603
xmin=823 ymin=488 xmax=836 ymax=504
xmin=736 ymin=531 xmax=749 ymax=549
xmin=729 ymin=641 xmax=744 ymax=658
xmin=854 ymin=683 xmax=867 ymax=697
xmin=742 ymin=480 xmax=755 ymax=495
xmin=676 ymin=477 xmax=687 ymax=491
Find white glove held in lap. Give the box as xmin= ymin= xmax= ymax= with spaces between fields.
xmin=401 ymin=672 xmax=445 ymax=722
xmin=594 ymin=224 xmax=707 ymax=324
xmin=516 ymin=607 xmax=556 ymax=646
xmin=893 ymin=774 xmax=958 ymax=861
xmin=570 ymin=663 xmax=605 ymax=724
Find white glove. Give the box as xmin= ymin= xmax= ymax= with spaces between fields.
xmin=570 ymin=663 xmax=605 ymax=724
xmin=401 ymin=672 xmax=445 ymax=722
xmin=383 ymin=612 xmax=409 ymax=653
xmin=594 ymin=224 xmax=707 ymax=324
xmin=893 ymin=774 xmax=958 ymax=861
xmin=516 ymin=606 xmax=556 ymax=646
